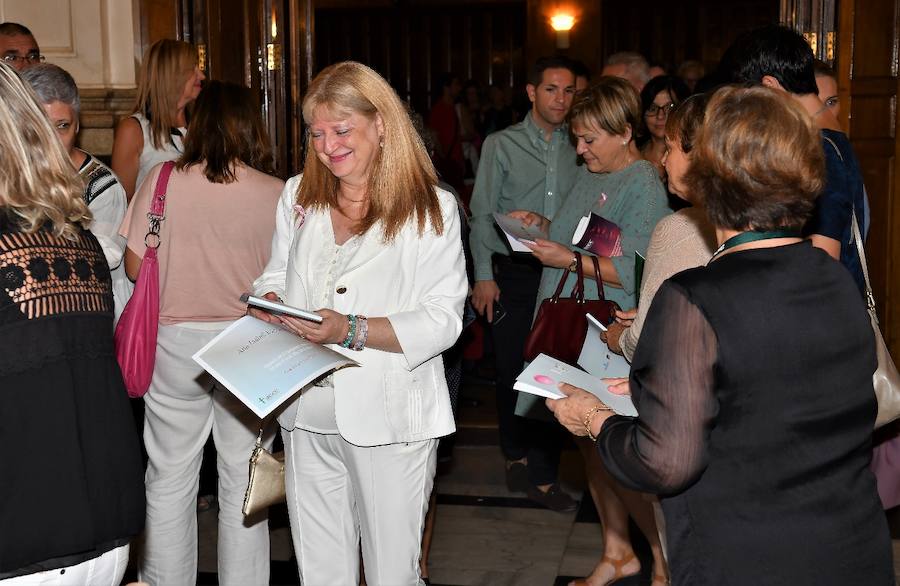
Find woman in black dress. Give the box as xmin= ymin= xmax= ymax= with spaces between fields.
xmin=548 ymin=85 xmax=893 ymax=585
xmin=0 ymin=63 xmax=144 ymax=582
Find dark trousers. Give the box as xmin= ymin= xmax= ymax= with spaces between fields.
xmin=491 ymin=254 xmax=562 ymax=486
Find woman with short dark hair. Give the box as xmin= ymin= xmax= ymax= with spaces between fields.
xmin=120 ymin=80 xmax=283 ymax=585
xmin=549 ymin=85 xmax=894 ymax=586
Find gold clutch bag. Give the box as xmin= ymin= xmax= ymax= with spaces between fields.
xmin=242 ymin=430 xmax=286 ymax=516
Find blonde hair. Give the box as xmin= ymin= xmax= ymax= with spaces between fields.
xmin=298 ymin=61 xmax=442 ymax=241
xmin=132 ymin=39 xmax=197 ymax=149
xmin=569 ymin=76 xmax=642 ymax=139
xmin=0 ymin=63 xmax=89 ymax=239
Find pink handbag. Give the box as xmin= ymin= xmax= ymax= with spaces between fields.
xmin=114 ymin=161 xmax=174 ymax=398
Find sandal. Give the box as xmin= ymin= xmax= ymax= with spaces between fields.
xmin=568 ymin=553 xmax=641 ymax=586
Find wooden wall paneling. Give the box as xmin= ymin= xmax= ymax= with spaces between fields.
xmin=838 ymin=0 xmax=900 ymax=356
xmin=139 ymin=0 xmax=182 ymax=53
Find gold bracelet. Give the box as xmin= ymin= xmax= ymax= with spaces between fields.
xmin=583 ymin=404 xmax=613 ymax=441
xmin=567 ymin=254 xmax=578 ymax=272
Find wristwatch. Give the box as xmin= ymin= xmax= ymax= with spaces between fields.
xmin=567 ymin=254 xmax=579 ymax=272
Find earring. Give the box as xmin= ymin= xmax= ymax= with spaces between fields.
xmin=621 ymin=140 xmax=628 ymax=146
xmin=379 ymin=137 xmax=385 ymax=148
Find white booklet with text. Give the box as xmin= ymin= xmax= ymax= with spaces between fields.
xmin=192 ymin=315 xmax=358 ymax=418
xmin=514 ymin=353 xmax=637 ymax=417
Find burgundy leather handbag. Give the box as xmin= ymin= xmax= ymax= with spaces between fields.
xmin=523 ymin=255 xmax=619 ymax=364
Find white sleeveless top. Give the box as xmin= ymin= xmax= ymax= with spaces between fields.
xmin=131 ymin=112 xmax=186 ymax=193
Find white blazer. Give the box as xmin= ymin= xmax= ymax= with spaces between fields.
xmin=252 ymin=175 xmax=467 ymax=446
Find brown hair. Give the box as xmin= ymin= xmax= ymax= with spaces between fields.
xmin=665 ymin=93 xmax=710 ymax=154
xmin=132 ymin=39 xmax=197 ymax=150
xmin=685 ymin=85 xmax=824 ymax=232
xmin=0 ymin=63 xmax=90 ymax=239
xmin=297 ymin=61 xmax=442 ymax=241
xmin=178 ymin=81 xmax=274 ymax=183
xmin=568 ymin=76 xmax=642 ymax=139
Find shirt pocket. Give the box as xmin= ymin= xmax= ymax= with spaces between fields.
xmin=382 ymin=368 xmax=438 ymax=436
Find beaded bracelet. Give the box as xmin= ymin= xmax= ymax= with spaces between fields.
xmin=583 ymin=404 xmax=613 ymax=441
xmin=352 ymin=315 xmax=368 ymax=351
xmin=340 ymin=314 xmax=357 ymax=348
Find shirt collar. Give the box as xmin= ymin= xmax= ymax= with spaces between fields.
xmin=524 ymin=111 xmax=568 ymax=147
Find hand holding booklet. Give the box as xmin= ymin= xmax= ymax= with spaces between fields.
xmin=193 ymin=315 xmax=358 ymax=418
xmin=514 ymin=353 xmax=637 ymax=417
xmin=514 ymin=314 xmax=636 ymax=416
xmin=493 ymin=212 xmax=548 ymax=253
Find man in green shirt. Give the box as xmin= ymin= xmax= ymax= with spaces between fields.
xmin=469 ymin=56 xmax=580 ymax=511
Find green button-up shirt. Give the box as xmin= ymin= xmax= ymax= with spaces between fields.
xmin=469 ymin=112 xmax=579 ymax=281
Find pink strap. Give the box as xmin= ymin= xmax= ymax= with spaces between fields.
xmin=150 ymin=161 xmax=175 ymax=216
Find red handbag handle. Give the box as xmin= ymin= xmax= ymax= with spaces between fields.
xmin=550 ymin=253 xmax=607 ymax=303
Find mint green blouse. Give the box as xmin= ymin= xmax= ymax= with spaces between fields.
xmin=536 ymin=160 xmax=670 ymax=314
xmin=516 ymin=160 xmax=670 ymax=419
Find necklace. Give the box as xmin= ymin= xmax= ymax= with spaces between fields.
xmin=710 ymin=229 xmax=800 ymax=261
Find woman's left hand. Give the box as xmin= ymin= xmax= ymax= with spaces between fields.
xmin=525 ymin=239 xmax=575 ymax=269
xmin=278 ymin=308 xmax=349 ymax=345
xmin=546 ymin=382 xmax=610 ymax=436
xmin=604 ymin=320 xmax=627 ymax=354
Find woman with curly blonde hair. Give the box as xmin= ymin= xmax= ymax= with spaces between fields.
xmin=0 ymin=62 xmax=144 ymax=584
xmin=251 ymin=61 xmax=467 ymax=584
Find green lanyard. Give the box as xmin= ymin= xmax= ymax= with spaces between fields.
xmin=711 ymin=230 xmax=800 ymax=260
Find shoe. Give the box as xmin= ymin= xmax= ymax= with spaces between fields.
xmin=505 ymin=461 xmax=529 ymax=493
xmin=526 ymin=483 xmax=578 ymax=513
xmin=568 ymin=553 xmax=641 ymax=586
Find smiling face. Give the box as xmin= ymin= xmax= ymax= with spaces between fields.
xmin=572 ymin=118 xmax=631 ymax=174
xmin=527 ymin=67 xmax=576 ymax=131
xmin=309 ymin=106 xmax=384 ymax=187
xmin=43 ymin=100 xmax=78 ymax=157
xmin=644 ymin=89 xmax=675 ymax=140
xmin=179 ymin=66 xmax=205 ymax=107
xmin=661 ymin=135 xmax=691 ymax=201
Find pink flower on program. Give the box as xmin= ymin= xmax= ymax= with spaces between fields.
xmin=292 ymin=204 xmax=307 ymax=229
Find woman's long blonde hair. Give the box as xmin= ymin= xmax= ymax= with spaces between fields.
xmin=132 ymin=39 xmax=197 ymax=149
xmin=0 ymin=63 xmax=89 ymax=240
xmin=298 ymin=61 xmax=442 ymax=241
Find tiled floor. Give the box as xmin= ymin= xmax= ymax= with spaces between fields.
xmin=183 ymin=375 xmax=900 ymax=585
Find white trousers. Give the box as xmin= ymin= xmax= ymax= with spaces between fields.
xmin=0 ymin=545 xmax=128 ymax=586
xmin=139 ymin=323 xmax=274 ymax=586
xmin=283 ymin=428 xmax=437 ymax=586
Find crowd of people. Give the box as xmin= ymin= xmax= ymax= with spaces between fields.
xmin=0 ymin=17 xmax=896 ymax=586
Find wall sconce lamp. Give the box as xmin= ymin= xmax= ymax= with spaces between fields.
xmin=550 ymin=13 xmax=575 ymax=49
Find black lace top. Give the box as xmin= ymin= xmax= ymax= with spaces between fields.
xmin=0 ymin=213 xmax=144 ymax=576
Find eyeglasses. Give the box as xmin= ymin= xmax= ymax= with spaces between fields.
xmin=2 ymin=54 xmax=45 ymax=65
xmin=645 ymin=102 xmax=676 ymax=118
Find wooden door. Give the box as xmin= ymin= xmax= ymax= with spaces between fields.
xmin=836 ymin=0 xmax=900 ymax=357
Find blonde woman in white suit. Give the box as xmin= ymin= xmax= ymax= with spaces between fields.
xmin=251 ymin=61 xmax=467 ymax=586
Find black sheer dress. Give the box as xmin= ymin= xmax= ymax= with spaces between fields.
xmin=0 ymin=214 xmax=144 ymax=577
xmin=597 ymin=242 xmax=893 ymax=585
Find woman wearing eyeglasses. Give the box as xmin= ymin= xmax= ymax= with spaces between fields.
xmin=638 ymin=76 xmax=689 ymax=180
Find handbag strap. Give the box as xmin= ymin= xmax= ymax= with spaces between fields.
xmin=851 ymin=208 xmax=877 ymax=315
xmin=145 ymin=161 xmax=175 ymax=250
xmin=589 ymin=255 xmax=605 ymax=300
xmin=823 ymin=136 xmax=877 ymax=316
